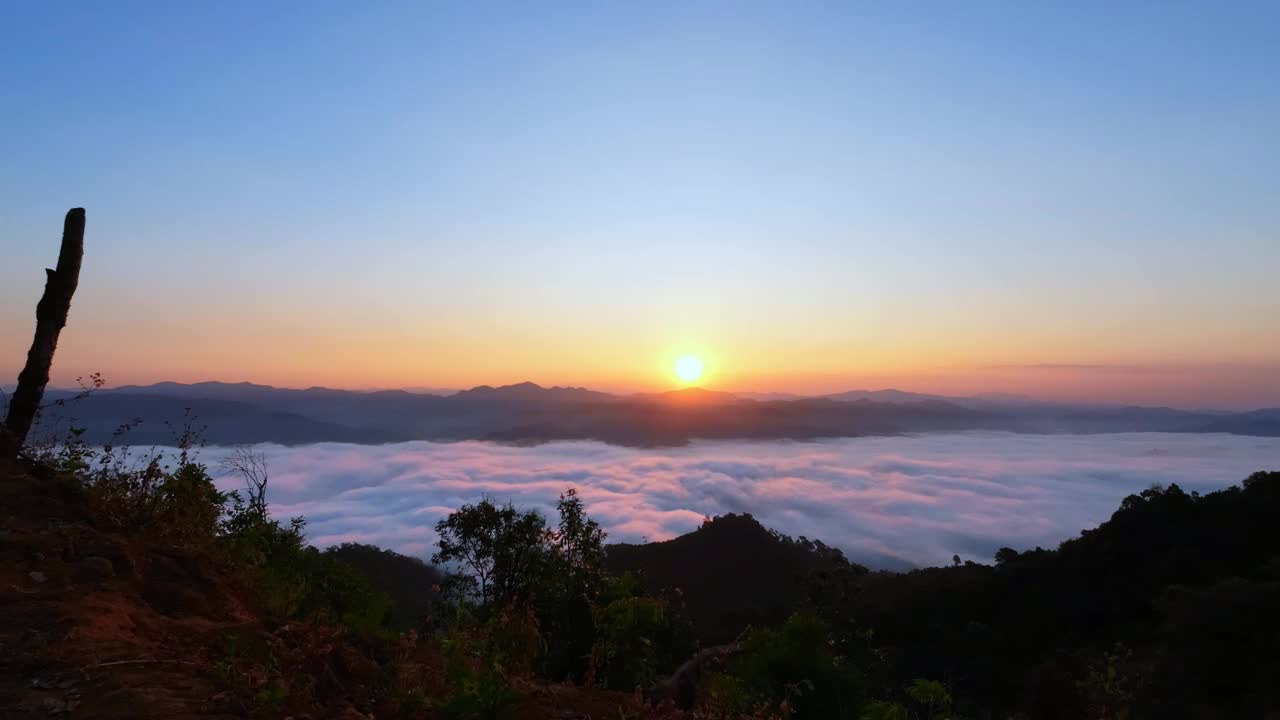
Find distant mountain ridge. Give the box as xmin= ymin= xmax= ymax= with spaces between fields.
xmin=15 ymin=380 xmax=1279 ymax=447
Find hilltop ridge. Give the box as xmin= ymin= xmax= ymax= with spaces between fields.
xmin=21 ymin=381 xmax=1280 ymax=447
xmin=607 ymin=513 xmax=864 ymax=642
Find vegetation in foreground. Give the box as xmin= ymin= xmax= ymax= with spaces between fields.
xmin=1 ymin=425 xmax=1278 ymax=719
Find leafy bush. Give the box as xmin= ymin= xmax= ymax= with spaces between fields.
xmin=161 ymin=458 xmax=228 ymax=536
xmin=435 ymin=655 xmax=521 ymax=720
xmin=218 ymin=453 xmax=394 ymax=634
xmin=590 ymin=574 xmax=695 ymax=690
xmin=430 ymin=605 xmax=536 ymax=719
xmin=299 ymin=551 xmax=395 ymax=633
xmin=30 ymin=404 xmax=228 ymax=548
xmin=709 ymin=614 xmax=867 ymax=719
xmin=79 ymin=444 xmax=229 ymax=548
xmin=904 ymin=679 xmax=952 ymax=719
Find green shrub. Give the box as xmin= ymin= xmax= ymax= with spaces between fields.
xmin=713 ymin=613 xmax=867 ymax=719
xmin=434 ymin=658 xmax=521 ymax=720
xmin=213 ymin=448 xmax=395 ymax=634
xmin=590 ymin=574 xmax=695 ymax=690
xmin=153 ymin=460 xmax=228 ymax=543
xmin=53 ymin=409 xmax=228 ymax=548
xmin=904 ymin=678 xmax=952 ymax=718
xmin=220 ymin=504 xmax=394 ymax=634
xmin=431 ymin=606 xmax=531 ymax=719
xmin=80 ymin=452 xmax=229 ymax=548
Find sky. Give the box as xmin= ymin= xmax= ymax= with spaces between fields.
xmin=192 ymin=433 xmax=1280 ymax=569
xmin=2 ymin=2 xmax=1278 ymax=407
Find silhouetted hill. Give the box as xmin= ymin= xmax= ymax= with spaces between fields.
xmin=732 ymin=391 xmax=807 ymax=401
xmin=605 ymin=514 xmax=866 ymax=642
xmin=1197 ymin=408 xmax=1280 ymax=436
xmin=822 ymin=389 xmax=1046 ymax=408
xmin=453 ymin=381 xmax=614 ymax=404
xmin=822 ymin=388 xmax=946 ymax=403
xmin=324 ymin=542 xmax=444 ymax=630
xmin=843 ymin=471 xmax=1280 ymax=718
xmin=29 ymin=392 xmax=391 ymax=445
xmin=21 ymin=381 xmax=1280 ymax=446
xmin=591 ymin=472 xmax=1280 ymax=716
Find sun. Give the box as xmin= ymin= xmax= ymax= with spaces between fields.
xmin=674 ymin=355 xmax=704 ymax=384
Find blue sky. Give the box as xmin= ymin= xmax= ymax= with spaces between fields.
xmin=2 ymin=1 xmax=1278 ymax=405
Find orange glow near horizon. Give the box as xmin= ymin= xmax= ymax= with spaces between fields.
xmin=2 ymin=302 xmax=1279 ymax=409
xmin=16 ymin=332 xmax=1279 ymax=410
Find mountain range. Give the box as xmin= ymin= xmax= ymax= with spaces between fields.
xmin=15 ymin=380 xmax=1279 ymax=446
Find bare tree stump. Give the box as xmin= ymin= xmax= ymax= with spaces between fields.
xmin=2 ymin=208 xmax=86 ymax=457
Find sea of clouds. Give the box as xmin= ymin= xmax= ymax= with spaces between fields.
xmin=200 ymin=433 xmax=1279 ymax=570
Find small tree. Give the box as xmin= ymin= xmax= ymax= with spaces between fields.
xmin=432 ymin=498 xmax=549 ymax=608
xmin=550 ymin=488 xmax=606 ymax=594
xmin=222 ymin=447 xmax=271 ymax=524
xmin=537 ymin=489 xmax=608 ymax=679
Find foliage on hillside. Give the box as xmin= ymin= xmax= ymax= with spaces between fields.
xmin=0 ymin=439 xmax=666 ymax=718
xmin=833 ymin=471 xmax=1280 ymax=719
xmin=430 ymin=492 xmax=697 ymax=689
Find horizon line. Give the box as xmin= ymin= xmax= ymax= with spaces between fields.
xmin=13 ymin=377 xmax=1278 ymax=413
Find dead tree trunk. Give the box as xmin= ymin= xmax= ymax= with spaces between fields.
xmin=2 ymin=208 xmax=85 ymax=458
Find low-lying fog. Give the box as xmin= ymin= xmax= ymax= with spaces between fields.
xmin=196 ymin=432 xmax=1279 ymax=569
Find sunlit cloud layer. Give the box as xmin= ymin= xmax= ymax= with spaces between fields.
xmin=202 ymin=433 xmax=1280 ymax=570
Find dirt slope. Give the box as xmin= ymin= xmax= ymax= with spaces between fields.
xmin=0 ymin=457 xmax=252 ymax=718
